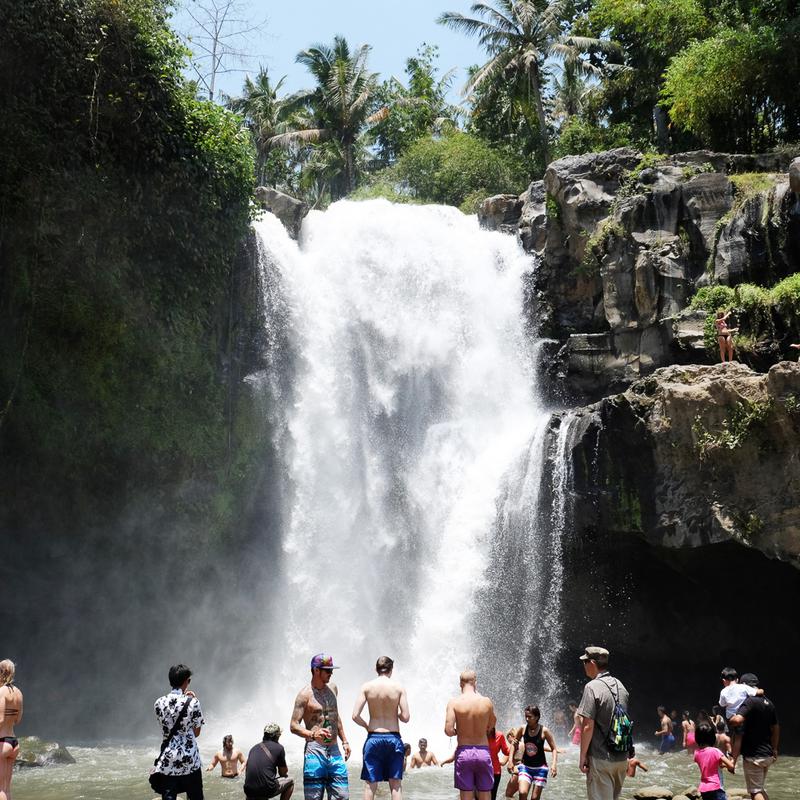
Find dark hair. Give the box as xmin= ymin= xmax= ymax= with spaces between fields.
xmin=404 ymin=743 xmax=411 ymax=755
xmin=695 ymin=722 xmax=716 ymax=748
xmin=721 ymin=667 xmax=738 ymax=681
xmin=223 ymin=735 xmax=233 ymax=747
xmin=657 ymin=706 xmax=667 ymax=716
xmin=169 ymin=664 xmax=192 ymax=688
xmin=716 ymin=721 xmax=726 ymax=733
xmin=376 ymin=656 xmax=394 ymax=675
xmin=524 ymin=705 xmax=541 ymax=718
xmin=682 ymin=710 xmax=691 ymax=721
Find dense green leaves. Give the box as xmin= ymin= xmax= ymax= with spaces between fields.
xmin=393 ymin=132 xmax=526 ymax=211
xmin=0 ymin=0 xmax=257 ymax=524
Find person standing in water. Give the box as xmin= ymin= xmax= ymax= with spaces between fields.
xmin=444 ymin=669 xmax=496 ymax=800
xmin=655 ymin=707 xmax=675 ymax=753
xmin=568 ymin=703 xmax=582 ymax=747
xmin=207 ymin=734 xmax=245 ymax=777
xmin=577 ymin=646 xmax=630 ymax=800
xmin=507 ymin=706 xmax=558 ymax=800
xmin=682 ymin=711 xmax=697 ymax=752
xmin=291 ymin=653 xmax=351 ymax=800
xmin=352 ymin=655 xmax=410 ymax=800
xmin=410 ymin=738 xmax=439 ymax=767
xmin=153 ymin=663 xmax=205 ymax=800
xmin=0 ymin=660 xmax=22 ymax=800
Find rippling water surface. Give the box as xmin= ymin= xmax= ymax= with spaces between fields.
xmin=13 ymin=743 xmax=799 ymax=800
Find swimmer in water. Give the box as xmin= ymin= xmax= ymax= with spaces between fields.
xmin=207 ymin=734 xmax=245 ymax=777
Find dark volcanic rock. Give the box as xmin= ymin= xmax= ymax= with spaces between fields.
xmin=17 ymin=736 xmax=76 ymax=767
xmin=478 ymin=193 xmax=523 ymax=232
xmin=254 ymin=186 xmax=308 ymax=239
xmin=508 ymin=149 xmax=800 ymax=399
xmin=564 ymin=362 xmax=800 ymax=566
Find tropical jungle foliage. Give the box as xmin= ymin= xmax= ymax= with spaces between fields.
xmin=0 ymin=0 xmax=260 ymax=531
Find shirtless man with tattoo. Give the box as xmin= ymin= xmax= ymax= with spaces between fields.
xmin=291 ymin=654 xmax=351 ymax=800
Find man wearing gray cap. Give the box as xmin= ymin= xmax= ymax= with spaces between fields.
xmin=730 ymin=673 xmax=779 ymax=800
xmin=576 ymin=646 xmax=630 ymax=800
xmin=244 ymin=723 xmax=294 ymax=800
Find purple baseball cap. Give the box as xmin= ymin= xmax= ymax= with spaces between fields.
xmin=310 ymin=653 xmax=339 ymax=670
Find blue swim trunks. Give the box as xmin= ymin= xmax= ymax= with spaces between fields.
xmin=660 ymin=733 xmax=676 ymax=754
xmin=360 ymin=732 xmax=404 ymax=782
xmin=304 ymin=742 xmax=349 ymax=800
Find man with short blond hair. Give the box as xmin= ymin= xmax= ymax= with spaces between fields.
xmin=444 ymin=669 xmax=496 ymax=800
xmin=577 ymin=647 xmax=629 ymax=800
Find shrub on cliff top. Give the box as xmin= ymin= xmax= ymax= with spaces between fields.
xmin=771 ymin=273 xmax=800 ymax=330
xmin=393 ymin=132 xmax=525 ymax=209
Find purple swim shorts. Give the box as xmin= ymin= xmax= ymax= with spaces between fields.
xmin=454 ymin=745 xmax=494 ymax=792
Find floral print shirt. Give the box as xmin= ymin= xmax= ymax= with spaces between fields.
xmin=154 ymin=688 xmax=204 ymax=775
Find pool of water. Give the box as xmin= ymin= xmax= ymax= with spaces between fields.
xmin=12 ymin=743 xmax=798 ymax=799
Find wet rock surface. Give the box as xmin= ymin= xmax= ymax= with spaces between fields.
xmin=504 ymin=148 xmax=800 ymax=401
xmin=562 ymin=361 xmax=800 ymax=565
xmin=16 ymin=736 xmax=76 ymax=768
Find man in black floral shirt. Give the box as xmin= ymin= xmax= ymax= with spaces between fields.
xmin=154 ymin=664 xmax=205 ymax=799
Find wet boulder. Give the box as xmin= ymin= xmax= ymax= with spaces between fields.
xmin=633 ymin=788 xmax=673 ymax=800
xmin=16 ymin=736 xmax=76 ymax=767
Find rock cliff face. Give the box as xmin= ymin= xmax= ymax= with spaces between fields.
xmin=557 ymin=361 xmax=800 ymax=567
xmin=480 ymin=148 xmax=800 ymax=580
xmin=480 ymin=148 xmax=800 ymax=402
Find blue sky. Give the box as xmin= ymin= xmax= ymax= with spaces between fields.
xmin=170 ymin=0 xmax=486 ymax=104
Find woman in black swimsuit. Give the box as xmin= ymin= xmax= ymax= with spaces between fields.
xmin=0 ymin=659 xmax=22 ymax=800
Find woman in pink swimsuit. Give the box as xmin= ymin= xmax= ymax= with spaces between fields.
xmin=568 ymin=702 xmax=581 ymax=746
xmin=682 ymin=710 xmax=696 ymax=752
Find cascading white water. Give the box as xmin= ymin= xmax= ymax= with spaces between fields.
xmin=249 ymin=199 xmax=558 ymax=753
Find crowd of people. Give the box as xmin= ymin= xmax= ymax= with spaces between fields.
xmin=146 ymin=647 xmax=780 ymax=800
xmin=0 ymin=652 xmax=781 ymax=800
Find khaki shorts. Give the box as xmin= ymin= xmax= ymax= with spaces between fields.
xmin=743 ymin=756 xmax=775 ymax=794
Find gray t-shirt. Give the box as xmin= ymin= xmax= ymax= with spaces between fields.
xmin=577 ymin=672 xmax=629 ymax=762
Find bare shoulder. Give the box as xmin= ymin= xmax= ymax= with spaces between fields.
xmin=294 ymin=685 xmax=312 ymax=706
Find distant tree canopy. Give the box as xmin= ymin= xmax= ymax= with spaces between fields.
xmin=218 ymin=0 xmax=798 ymax=206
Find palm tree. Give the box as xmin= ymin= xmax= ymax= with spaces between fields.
xmin=438 ymin=0 xmax=619 ymax=163
xmin=271 ymin=36 xmax=382 ymax=199
xmin=227 ymin=67 xmax=303 ymax=186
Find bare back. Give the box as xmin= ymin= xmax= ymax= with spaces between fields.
xmin=446 ymin=693 xmax=495 ymax=746
xmin=0 ymin=686 xmax=22 ymax=738
xmin=360 ymin=676 xmax=407 ymax=732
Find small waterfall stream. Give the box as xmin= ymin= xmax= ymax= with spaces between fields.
xmin=250 ymin=200 xmax=571 ymax=749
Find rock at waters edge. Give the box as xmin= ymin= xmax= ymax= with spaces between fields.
xmin=16 ymin=736 xmax=76 ymax=767
xmin=633 ymin=787 xmax=673 ymax=800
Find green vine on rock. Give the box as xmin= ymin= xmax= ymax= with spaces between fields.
xmin=692 ymin=399 xmax=773 ymax=461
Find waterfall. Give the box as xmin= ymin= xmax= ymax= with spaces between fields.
xmin=249 ymin=199 xmax=564 ymax=749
